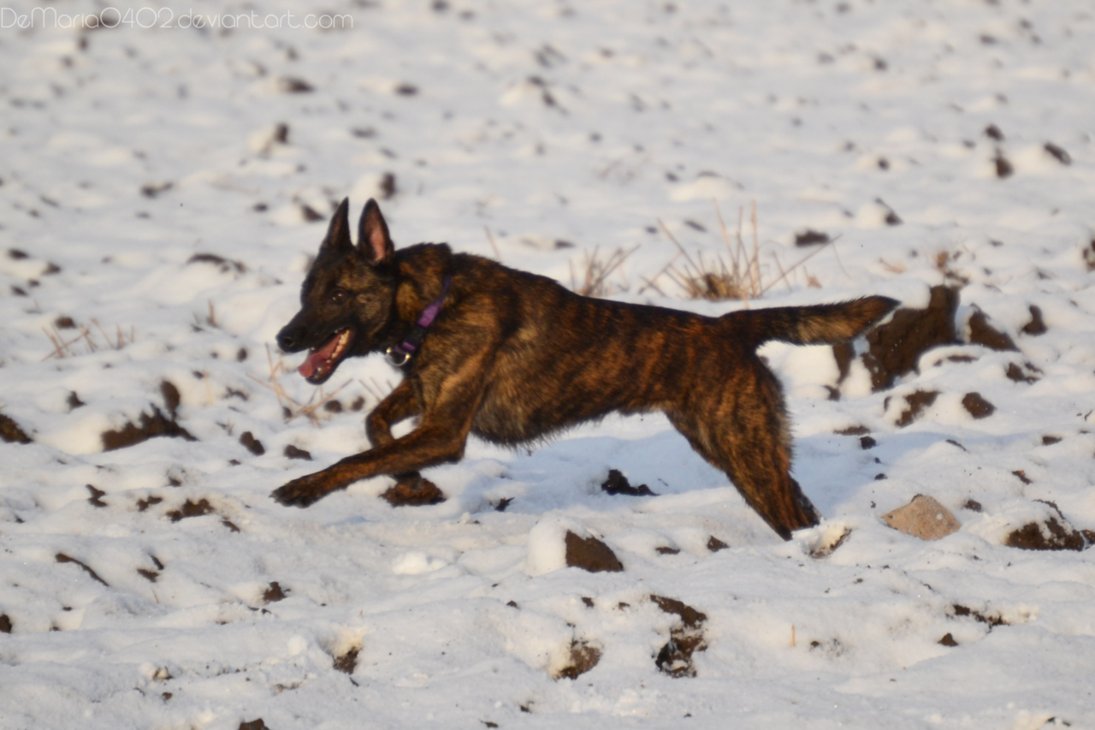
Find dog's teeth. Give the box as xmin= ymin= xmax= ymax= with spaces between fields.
xmin=333 ymin=329 xmax=349 ymax=358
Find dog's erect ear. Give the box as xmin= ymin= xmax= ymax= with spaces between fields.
xmin=358 ymin=198 xmax=395 ymax=264
xmin=320 ymin=198 xmax=353 ymax=254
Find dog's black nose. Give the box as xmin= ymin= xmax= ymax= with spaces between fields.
xmin=277 ymin=326 xmax=301 ymax=353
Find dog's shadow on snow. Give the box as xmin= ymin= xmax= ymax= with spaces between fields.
xmin=455 ymin=416 xmax=918 ymax=519
xmin=351 ymin=417 xmax=985 ymax=524
xmin=453 ymin=418 xmax=725 ymax=515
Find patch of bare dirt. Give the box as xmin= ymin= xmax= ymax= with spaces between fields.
xmin=887 ymin=389 xmax=940 ymax=427
xmin=938 ymin=632 xmax=959 ymax=647
xmin=837 ymin=285 xmax=960 ymax=391
xmin=600 ymin=468 xmax=656 ymax=496
xmin=1005 ymin=361 xmax=1042 ymax=383
xmin=1020 ymin=305 xmax=1047 ymax=336
xmin=565 ymin=531 xmax=623 ymax=573
xmin=166 ymin=498 xmax=214 ymax=522
xmin=136 ymin=495 xmax=164 ymax=512
xmin=187 ymin=253 xmax=247 ymax=275
xmin=951 ymin=603 xmax=1009 ymax=629
xmin=55 ymin=552 xmax=109 ymax=587
xmin=706 ymin=536 xmax=729 ymax=552
xmin=101 ymin=386 xmax=194 ymax=452
xmin=284 ymin=444 xmax=312 ymax=460
xmin=165 ymin=498 xmax=240 ymax=532
xmin=86 ymin=484 xmax=107 ymax=508
xmin=794 ymin=229 xmax=830 ymax=247
xmin=1005 ymin=502 xmax=1093 ymax=551
xmin=553 ymin=639 xmax=602 ymax=680
xmin=262 ymin=581 xmax=288 ymax=604
xmin=239 ymin=431 xmax=265 ymax=456
xmin=836 ymin=283 xmax=1050 ymax=398
xmin=160 ymin=380 xmax=181 ymax=417
xmin=100 ymin=406 xmax=193 ymax=450
xmin=961 ymin=392 xmax=996 ymax=419
xmin=136 ymin=566 xmax=159 ymax=583
xmin=0 ymin=410 xmax=32 ymax=444
xmin=651 ymin=595 xmax=708 ymax=677
xmin=333 ymin=645 xmax=360 ymax=675
xmin=967 ymin=308 xmax=1017 ymax=351
xmin=381 ymin=476 xmax=446 ymax=506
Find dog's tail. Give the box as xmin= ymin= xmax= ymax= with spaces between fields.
xmin=727 ymin=296 xmax=899 ymax=347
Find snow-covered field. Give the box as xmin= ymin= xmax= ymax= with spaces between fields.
xmin=2 ymin=1 xmax=1094 ymax=727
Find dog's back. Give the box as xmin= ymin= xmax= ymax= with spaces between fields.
xmin=418 ymin=250 xmax=894 ymax=454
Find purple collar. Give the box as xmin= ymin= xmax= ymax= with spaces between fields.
xmin=385 ymin=276 xmax=452 ymax=367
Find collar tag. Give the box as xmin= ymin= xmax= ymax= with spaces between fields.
xmin=385 ymin=346 xmax=413 ymax=368
xmin=385 ymin=276 xmax=452 ymax=368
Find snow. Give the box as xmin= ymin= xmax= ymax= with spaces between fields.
xmin=2 ymin=0 xmax=1095 ymax=728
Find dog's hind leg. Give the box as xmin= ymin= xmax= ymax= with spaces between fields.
xmin=667 ymin=361 xmax=819 ymax=541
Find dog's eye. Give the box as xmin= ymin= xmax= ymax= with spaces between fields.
xmin=330 ymin=288 xmax=348 ymax=304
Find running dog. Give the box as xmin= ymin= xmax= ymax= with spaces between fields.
xmin=273 ymin=199 xmax=897 ymax=539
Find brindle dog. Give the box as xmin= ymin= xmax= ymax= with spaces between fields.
xmin=273 ymin=198 xmax=897 ymax=540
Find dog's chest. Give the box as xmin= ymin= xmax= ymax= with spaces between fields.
xmin=471 ymin=385 xmax=542 ymax=445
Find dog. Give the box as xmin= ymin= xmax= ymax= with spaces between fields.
xmin=273 ymin=198 xmax=897 ymax=540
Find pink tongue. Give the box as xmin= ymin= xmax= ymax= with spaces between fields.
xmin=298 ymin=333 xmax=341 ymax=379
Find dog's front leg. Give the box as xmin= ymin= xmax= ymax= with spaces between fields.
xmin=365 ymin=379 xmax=420 ymax=447
xmin=272 ymin=351 xmax=493 ymax=508
xmin=271 ymin=419 xmax=470 ymax=507
xmin=365 ymin=380 xmax=438 ymax=502
xmin=271 ymin=381 xmax=423 ymax=508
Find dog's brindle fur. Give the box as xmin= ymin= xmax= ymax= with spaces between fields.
xmin=273 ymin=199 xmax=897 ymax=540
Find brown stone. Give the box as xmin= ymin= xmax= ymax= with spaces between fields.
xmin=882 ymin=495 xmax=960 ymax=540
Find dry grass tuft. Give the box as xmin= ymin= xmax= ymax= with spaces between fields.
xmin=44 ymin=320 xmax=134 ymax=359
xmin=569 ymin=245 xmax=638 ymax=297
xmin=250 ymin=345 xmax=352 ymax=425
xmin=661 ymin=203 xmax=762 ymax=302
xmin=650 ymin=202 xmax=830 ymax=302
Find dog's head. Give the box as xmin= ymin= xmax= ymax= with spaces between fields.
xmin=277 ymin=198 xmax=398 ymax=384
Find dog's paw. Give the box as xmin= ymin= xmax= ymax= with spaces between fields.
xmin=272 ymin=475 xmax=327 ymax=507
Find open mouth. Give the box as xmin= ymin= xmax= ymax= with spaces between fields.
xmin=298 ymin=328 xmax=354 ymax=384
